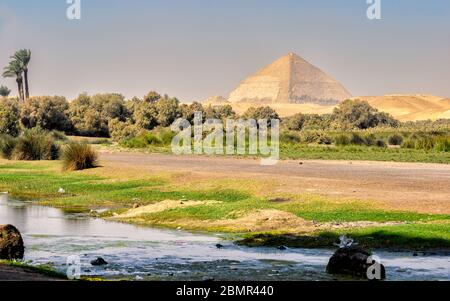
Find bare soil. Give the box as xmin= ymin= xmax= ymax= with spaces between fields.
xmin=99 ymin=151 xmax=450 ymax=214
xmin=0 ymin=264 xmax=64 ymax=281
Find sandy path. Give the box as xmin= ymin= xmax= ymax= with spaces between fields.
xmin=99 ymin=152 xmax=450 ymax=214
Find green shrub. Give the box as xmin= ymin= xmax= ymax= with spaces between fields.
xmin=334 ymin=134 xmax=351 ymax=146
xmin=434 ymin=137 xmax=450 ymax=152
xmin=51 ymin=130 xmax=68 ymax=141
xmin=120 ymin=136 xmax=149 ymax=148
xmin=364 ymin=134 xmax=377 ymax=146
xmin=62 ymin=142 xmax=98 ymax=171
xmin=414 ymin=136 xmax=435 ymax=151
xmin=332 ymin=99 xmax=399 ymax=129
xmin=388 ymin=134 xmax=403 ymax=146
xmin=11 ymin=128 xmax=59 ymax=160
xmin=145 ymin=133 xmax=163 ymax=145
xmin=301 ymin=131 xmax=321 ymax=144
xmin=350 ymin=133 xmax=365 ymax=145
xmin=0 ymin=135 xmax=18 ymax=159
xmin=0 ymin=98 xmax=20 ymax=136
xmin=318 ymin=134 xmax=333 ymax=145
xmin=108 ymin=118 xmax=140 ymax=142
xmin=402 ymin=138 xmax=416 ymax=149
xmin=280 ymin=131 xmax=301 ymax=144
xmin=375 ymin=139 xmax=387 ymax=148
xmin=155 ymin=128 xmax=176 ymax=145
xmin=20 ymin=96 xmax=72 ymax=132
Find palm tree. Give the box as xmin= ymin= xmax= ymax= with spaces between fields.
xmin=3 ymin=60 xmax=25 ymax=101
xmin=12 ymin=49 xmax=31 ymax=99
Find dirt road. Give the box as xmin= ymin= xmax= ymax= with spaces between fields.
xmin=99 ymin=152 xmax=450 ymax=214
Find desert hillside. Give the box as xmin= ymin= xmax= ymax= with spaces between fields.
xmin=354 ymin=95 xmax=450 ymax=121
xmin=201 ymin=52 xmax=449 ymax=121
xmin=202 ymin=94 xmax=450 ymax=121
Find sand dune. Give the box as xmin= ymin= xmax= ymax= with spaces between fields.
xmin=203 ymin=94 xmax=450 ymax=121
xmin=355 ymin=95 xmax=450 ymax=121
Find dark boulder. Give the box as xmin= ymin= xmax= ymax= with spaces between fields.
xmin=326 ymin=246 xmax=386 ymax=280
xmin=0 ymin=224 xmax=25 ymax=260
xmin=90 ymin=257 xmax=108 ymax=266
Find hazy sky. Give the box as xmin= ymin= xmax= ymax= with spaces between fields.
xmin=0 ymin=0 xmax=449 ymax=102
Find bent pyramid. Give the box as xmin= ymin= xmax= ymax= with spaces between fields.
xmin=228 ymin=52 xmax=351 ymax=105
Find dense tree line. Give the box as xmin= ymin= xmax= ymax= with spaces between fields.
xmin=1 ymin=93 xmax=410 ymax=142
xmin=0 ymin=92 xmax=238 ymax=140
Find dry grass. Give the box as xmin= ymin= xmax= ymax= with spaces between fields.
xmin=62 ymin=142 xmax=98 ymax=171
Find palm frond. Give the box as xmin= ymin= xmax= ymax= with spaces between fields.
xmin=12 ymin=49 xmax=31 ymax=68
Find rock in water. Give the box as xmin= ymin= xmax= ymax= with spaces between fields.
xmin=0 ymin=224 xmax=25 ymax=260
xmin=326 ymin=246 xmax=386 ymax=280
xmin=91 ymin=257 xmax=108 ymax=266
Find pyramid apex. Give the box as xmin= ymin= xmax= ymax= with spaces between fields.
xmin=228 ymin=52 xmax=352 ymax=105
xmin=283 ymin=52 xmax=306 ymax=62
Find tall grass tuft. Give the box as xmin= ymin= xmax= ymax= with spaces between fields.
xmin=434 ymin=137 xmax=450 ymax=152
xmin=388 ymin=134 xmax=403 ymax=146
xmin=0 ymin=135 xmax=18 ymax=159
xmin=62 ymin=142 xmax=98 ymax=171
xmin=11 ymin=128 xmax=59 ymax=160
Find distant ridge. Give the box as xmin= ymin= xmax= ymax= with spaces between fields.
xmin=353 ymin=95 xmax=450 ymax=121
xmin=228 ymin=52 xmax=351 ymax=105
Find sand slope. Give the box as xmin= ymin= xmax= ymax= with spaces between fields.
xmin=202 ymin=94 xmax=450 ymax=121
xmin=354 ymin=95 xmax=450 ymax=121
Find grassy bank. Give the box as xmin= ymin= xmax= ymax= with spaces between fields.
xmin=0 ymin=260 xmax=67 ymax=280
xmin=237 ymin=222 xmax=450 ymax=251
xmin=0 ymin=160 xmax=449 ymax=250
xmin=280 ymin=145 xmax=450 ymax=163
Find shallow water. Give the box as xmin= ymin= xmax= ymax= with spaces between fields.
xmin=0 ymin=194 xmax=448 ymax=281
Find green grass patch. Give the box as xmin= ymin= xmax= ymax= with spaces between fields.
xmin=0 ymin=260 xmax=67 ymax=279
xmin=280 ymin=145 xmax=450 ymax=163
xmin=0 ymin=163 xmax=249 ymax=211
xmin=237 ymin=222 xmax=450 ymax=250
xmin=1 ymin=161 xmax=449 ymax=250
xmin=274 ymin=200 xmax=450 ymax=222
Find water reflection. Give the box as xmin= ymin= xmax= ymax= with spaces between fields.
xmin=0 ymin=193 xmax=449 ymax=281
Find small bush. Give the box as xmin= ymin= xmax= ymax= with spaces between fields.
xmin=11 ymin=128 xmax=59 ymax=160
xmin=388 ymin=134 xmax=403 ymax=146
xmin=364 ymin=134 xmax=377 ymax=146
xmin=120 ymin=136 xmax=149 ymax=148
xmin=156 ymin=128 xmax=176 ymax=145
xmin=402 ymin=138 xmax=416 ymax=149
xmin=0 ymin=135 xmax=18 ymax=159
xmin=334 ymin=134 xmax=351 ymax=146
xmin=301 ymin=132 xmax=321 ymax=144
xmin=414 ymin=136 xmax=435 ymax=151
xmin=62 ymin=142 xmax=98 ymax=171
xmin=51 ymin=130 xmax=68 ymax=141
xmin=280 ymin=131 xmax=301 ymax=144
xmin=375 ymin=139 xmax=387 ymax=148
xmin=434 ymin=137 xmax=450 ymax=152
xmin=145 ymin=133 xmax=163 ymax=145
xmin=318 ymin=134 xmax=333 ymax=145
xmin=350 ymin=133 xmax=365 ymax=145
